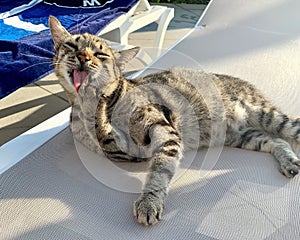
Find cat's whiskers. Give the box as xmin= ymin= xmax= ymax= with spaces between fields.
xmin=20 ymin=53 xmax=53 ymax=60
xmin=20 ymin=61 xmax=52 ymax=72
xmin=52 ymin=62 xmax=70 ymax=68
xmin=90 ymin=67 xmax=103 ymax=82
xmin=89 ymin=65 xmax=99 ymax=72
xmin=60 ymin=60 xmax=77 ymax=69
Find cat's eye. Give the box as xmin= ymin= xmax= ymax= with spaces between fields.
xmin=64 ymin=42 xmax=78 ymax=51
xmin=94 ymin=52 xmax=110 ymax=60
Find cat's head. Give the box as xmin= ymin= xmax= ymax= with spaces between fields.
xmin=49 ymin=16 xmax=140 ymax=105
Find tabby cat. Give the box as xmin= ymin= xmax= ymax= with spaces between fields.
xmin=49 ymin=16 xmax=300 ymax=226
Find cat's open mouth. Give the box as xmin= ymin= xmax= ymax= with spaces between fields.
xmin=72 ymin=70 xmax=89 ymax=92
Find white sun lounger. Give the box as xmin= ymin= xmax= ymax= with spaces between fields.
xmin=1 ymin=0 xmax=300 ymax=239
xmin=99 ymin=0 xmax=174 ymax=49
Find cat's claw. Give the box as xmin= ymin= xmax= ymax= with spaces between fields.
xmin=133 ymin=194 xmax=164 ymax=226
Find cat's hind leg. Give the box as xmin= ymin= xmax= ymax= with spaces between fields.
xmin=249 ymin=104 xmax=300 ymax=145
xmin=226 ymin=127 xmax=300 ymax=178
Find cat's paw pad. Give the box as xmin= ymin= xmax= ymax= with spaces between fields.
xmin=133 ymin=194 xmax=164 ymax=226
xmin=280 ymin=158 xmax=300 ymax=178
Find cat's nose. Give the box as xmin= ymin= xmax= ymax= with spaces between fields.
xmin=78 ymin=53 xmax=90 ymax=63
xmin=77 ymin=48 xmax=93 ymax=63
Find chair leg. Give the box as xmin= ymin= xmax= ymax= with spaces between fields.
xmin=154 ymin=8 xmax=174 ymax=49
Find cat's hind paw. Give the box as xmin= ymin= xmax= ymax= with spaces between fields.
xmin=133 ymin=193 xmax=164 ymax=226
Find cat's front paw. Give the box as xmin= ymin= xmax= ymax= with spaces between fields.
xmin=133 ymin=193 xmax=164 ymax=226
xmin=279 ymin=157 xmax=300 ymax=178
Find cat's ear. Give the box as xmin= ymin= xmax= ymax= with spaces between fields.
xmin=114 ymin=47 xmax=140 ymax=70
xmin=49 ymin=15 xmax=71 ymax=50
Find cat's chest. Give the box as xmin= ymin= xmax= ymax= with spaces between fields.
xmin=102 ymin=90 xmax=152 ymax=130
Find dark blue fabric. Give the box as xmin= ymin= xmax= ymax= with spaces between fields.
xmin=0 ymin=0 xmax=32 ymax=13
xmin=44 ymin=0 xmax=112 ymax=8
xmin=0 ymin=0 xmax=138 ymax=98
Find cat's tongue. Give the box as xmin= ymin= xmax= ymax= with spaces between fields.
xmin=73 ymin=70 xmax=88 ymax=92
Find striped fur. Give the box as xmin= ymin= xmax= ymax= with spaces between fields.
xmin=49 ymin=16 xmax=300 ymax=226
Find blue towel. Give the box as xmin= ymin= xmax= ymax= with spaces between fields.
xmin=0 ymin=0 xmax=138 ymax=98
